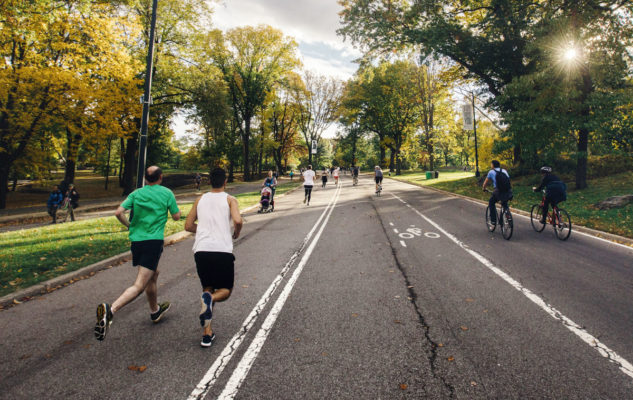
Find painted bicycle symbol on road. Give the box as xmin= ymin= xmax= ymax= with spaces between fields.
xmin=390 ymin=223 xmax=440 ymax=247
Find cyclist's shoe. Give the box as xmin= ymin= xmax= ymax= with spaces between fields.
xmin=539 ymin=217 xmax=546 ymax=224
xmin=199 ymin=292 xmax=213 ymax=327
xmin=201 ymin=333 xmax=216 ymax=348
xmin=151 ymin=301 xmax=171 ymax=323
xmin=94 ymin=303 xmax=113 ymax=341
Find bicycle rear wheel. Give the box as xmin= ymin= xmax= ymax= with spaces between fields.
xmin=485 ymin=205 xmax=497 ymax=232
xmin=554 ymin=208 xmax=572 ymax=241
xmin=501 ymin=209 xmax=513 ymax=240
xmin=530 ymin=204 xmax=546 ymax=232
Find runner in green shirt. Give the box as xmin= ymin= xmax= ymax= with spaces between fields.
xmin=94 ymin=166 xmax=181 ymax=341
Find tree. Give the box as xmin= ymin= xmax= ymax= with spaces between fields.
xmin=210 ymin=26 xmax=300 ymax=181
xmin=296 ymin=71 xmax=343 ymax=166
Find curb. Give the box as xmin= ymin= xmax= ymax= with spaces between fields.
xmin=388 ymin=177 xmax=633 ymax=249
xmin=0 ymin=183 xmax=301 ymax=309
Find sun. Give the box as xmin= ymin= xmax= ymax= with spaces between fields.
xmin=563 ymin=47 xmax=578 ymax=62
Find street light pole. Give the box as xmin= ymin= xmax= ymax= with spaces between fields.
xmin=472 ymin=92 xmax=480 ymax=177
xmin=136 ymin=0 xmax=159 ymax=189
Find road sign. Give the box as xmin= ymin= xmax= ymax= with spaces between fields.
xmin=462 ymin=104 xmax=473 ymax=130
xmin=311 ymin=140 xmax=317 ymax=154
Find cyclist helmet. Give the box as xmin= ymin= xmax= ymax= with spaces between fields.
xmin=540 ymin=166 xmax=552 ymax=174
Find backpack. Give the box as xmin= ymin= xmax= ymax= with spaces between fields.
xmin=495 ymin=169 xmax=511 ymax=192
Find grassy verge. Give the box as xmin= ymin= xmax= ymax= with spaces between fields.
xmin=0 ymin=182 xmax=300 ymax=297
xmin=394 ymin=170 xmax=633 ymax=239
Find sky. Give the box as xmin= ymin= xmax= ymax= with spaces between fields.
xmin=172 ymin=0 xmax=360 ymax=139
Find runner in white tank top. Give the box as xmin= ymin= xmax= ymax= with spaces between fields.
xmin=185 ymin=168 xmax=243 ymax=347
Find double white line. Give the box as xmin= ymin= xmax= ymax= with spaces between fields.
xmin=188 ymin=183 xmax=343 ymax=400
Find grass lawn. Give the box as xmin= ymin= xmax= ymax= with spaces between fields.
xmin=394 ymin=170 xmax=633 ymax=239
xmin=0 ymin=182 xmax=299 ymax=297
xmin=390 ymin=170 xmax=474 ymax=186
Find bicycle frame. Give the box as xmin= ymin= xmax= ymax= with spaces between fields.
xmin=538 ymin=193 xmax=561 ymax=226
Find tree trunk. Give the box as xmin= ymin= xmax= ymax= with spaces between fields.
xmin=575 ymin=70 xmax=592 ymax=190
xmin=64 ymin=127 xmax=82 ymax=184
xmin=242 ymin=117 xmax=251 ymax=181
xmin=122 ymin=137 xmax=137 ymax=195
xmin=228 ymin=159 xmax=235 ymax=183
xmin=105 ymin=138 xmax=112 ymax=190
xmin=380 ymin=146 xmax=386 ymax=168
xmin=119 ymin=138 xmax=125 ymax=187
xmin=64 ymin=159 xmax=76 ymax=185
xmin=427 ymin=143 xmax=435 ymax=171
xmin=0 ymin=156 xmax=10 ymax=209
xmin=389 ymin=150 xmax=395 ymax=172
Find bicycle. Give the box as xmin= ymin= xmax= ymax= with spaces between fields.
xmin=484 ymin=189 xmax=513 ymax=240
xmin=530 ymin=190 xmax=571 ymax=241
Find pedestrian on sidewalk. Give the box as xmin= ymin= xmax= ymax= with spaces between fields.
xmin=289 ymin=170 xmax=294 ymax=181
xmin=94 ymin=166 xmax=181 ymax=341
xmin=185 ymin=167 xmax=243 ymax=347
xmin=302 ymin=165 xmax=315 ymax=206
xmin=46 ymin=185 xmax=63 ymax=224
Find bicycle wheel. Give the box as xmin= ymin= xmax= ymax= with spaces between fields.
xmin=485 ymin=205 xmax=497 ymax=232
xmin=530 ymin=204 xmax=546 ymax=232
xmin=501 ymin=209 xmax=513 ymax=240
xmin=554 ymin=208 xmax=572 ymax=241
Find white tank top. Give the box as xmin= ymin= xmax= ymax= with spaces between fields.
xmin=192 ymin=192 xmax=233 ymax=254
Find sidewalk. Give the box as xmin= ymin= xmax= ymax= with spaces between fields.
xmin=0 ymin=178 xmax=292 ymax=228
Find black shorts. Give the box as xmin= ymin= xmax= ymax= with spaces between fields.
xmin=375 ymin=176 xmax=383 ymax=184
xmin=131 ymin=240 xmax=164 ymax=271
xmin=194 ymin=252 xmax=235 ymax=290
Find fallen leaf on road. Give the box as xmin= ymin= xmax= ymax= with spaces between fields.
xmin=389 ymin=270 xmax=395 ymax=273
xmin=447 ymin=356 xmax=455 ymax=362
xmin=438 ymin=343 xmax=444 ymax=347
xmin=321 ymin=352 xmax=328 ymax=356
xmin=351 ymin=313 xmax=359 ymax=318
xmin=394 ymin=295 xmax=400 ymax=299
xmin=460 ymin=326 xmax=469 ymax=331
xmin=83 ymin=344 xmax=91 ymax=349
xmin=44 ymin=354 xmax=52 ymax=359
xmin=470 ymin=381 xmax=477 ymax=386
xmin=128 ymin=365 xmax=139 ymax=371
xmin=63 ymin=340 xmax=73 ymax=345
xmin=19 ymin=354 xmax=31 ymax=360
xmin=394 ymin=320 xmax=401 ymax=324
xmin=407 ymin=285 xmax=414 ymax=289
xmin=294 ymin=338 xmax=300 ymax=342
xmin=483 ymin=309 xmax=488 ymax=313
xmin=138 ymin=366 xmax=147 ymax=372
xmin=12 ymin=299 xmax=21 ymax=304
xmin=400 ymin=384 xmax=408 ymax=390
xmin=242 ymin=285 xmax=249 ymax=288
xmin=465 ymin=298 xmax=474 ymax=302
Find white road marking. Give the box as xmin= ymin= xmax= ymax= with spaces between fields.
xmin=393 ymin=228 xmax=399 ymax=234
xmin=398 ymin=232 xmax=415 ymax=239
xmin=187 ymin=185 xmax=342 ymax=400
xmin=390 ymin=192 xmax=633 ymax=380
xmin=400 ymin=240 xmax=407 ymax=247
xmin=217 ymin=183 xmax=343 ymax=399
xmin=424 ymin=232 xmax=440 ymax=239
xmin=389 ymin=222 xmax=394 ymax=226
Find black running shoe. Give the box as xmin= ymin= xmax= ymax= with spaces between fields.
xmin=199 ymin=292 xmax=213 ymax=327
xmin=201 ymin=333 xmax=216 ymax=348
xmin=94 ymin=303 xmax=113 ymax=341
xmin=150 ymin=302 xmax=171 ymax=323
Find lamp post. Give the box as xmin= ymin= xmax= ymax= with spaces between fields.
xmin=136 ymin=0 xmax=159 ymax=188
xmin=472 ymin=92 xmax=480 ymax=177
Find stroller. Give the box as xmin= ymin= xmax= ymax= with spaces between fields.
xmin=258 ymin=186 xmax=274 ymax=213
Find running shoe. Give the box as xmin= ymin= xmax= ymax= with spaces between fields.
xmin=151 ymin=301 xmax=171 ymax=323
xmin=94 ymin=303 xmax=113 ymax=341
xmin=201 ymin=333 xmax=216 ymax=348
xmin=303 ymin=198 xmax=306 ymax=204
xmin=199 ymin=292 xmax=213 ymax=327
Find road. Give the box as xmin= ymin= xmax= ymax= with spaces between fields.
xmin=1 ymin=175 xmax=632 ymax=399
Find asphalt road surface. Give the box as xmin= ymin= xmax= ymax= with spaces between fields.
xmin=1 ymin=175 xmax=632 ymax=399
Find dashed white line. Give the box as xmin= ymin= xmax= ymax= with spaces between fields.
xmin=187 ymin=185 xmax=342 ymax=400
xmin=389 ymin=222 xmax=394 ymax=226
xmin=400 ymin=240 xmax=407 ymax=247
xmin=217 ymin=182 xmax=343 ymax=399
xmin=393 ymin=228 xmax=399 ymax=234
xmin=390 ymin=192 xmax=633 ymax=380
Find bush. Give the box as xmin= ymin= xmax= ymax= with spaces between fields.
xmin=587 ymin=153 xmax=633 ymax=178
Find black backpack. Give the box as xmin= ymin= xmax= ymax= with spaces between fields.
xmin=495 ymin=169 xmax=511 ymax=192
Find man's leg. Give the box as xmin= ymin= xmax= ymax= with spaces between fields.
xmin=541 ymin=198 xmax=551 ymax=223
xmin=488 ymin=195 xmax=497 ymax=224
xmin=111 ymin=266 xmax=155 ymax=313
xmin=201 ymin=288 xmax=232 ymax=336
xmin=144 ymin=269 xmax=160 ymax=313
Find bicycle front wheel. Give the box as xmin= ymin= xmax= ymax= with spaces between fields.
xmin=485 ymin=205 xmax=496 ymax=232
xmin=554 ymin=208 xmax=572 ymax=241
xmin=530 ymin=204 xmax=546 ymax=232
xmin=501 ymin=209 xmax=513 ymax=240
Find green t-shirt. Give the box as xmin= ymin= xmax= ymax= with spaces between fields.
xmin=121 ymin=184 xmax=179 ymax=242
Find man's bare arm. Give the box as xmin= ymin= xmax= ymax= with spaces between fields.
xmin=172 ymin=211 xmax=182 ymax=221
xmin=115 ymin=206 xmax=130 ymax=228
xmin=228 ymin=196 xmax=243 ymax=239
xmin=184 ymin=198 xmax=200 ymax=233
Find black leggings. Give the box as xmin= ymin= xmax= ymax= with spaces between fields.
xmin=304 ymin=185 xmax=313 ymax=201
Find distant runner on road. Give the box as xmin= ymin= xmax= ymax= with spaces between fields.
xmin=302 ymin=165 xmax=315 ymax=206
xmin=94 ymin=166 xmax=181 ymax=341
xmin=333 ymin=167 xmax=340 ymax=185
xmin=374 ymin=166 xmax=383 ymax=192
xmin=185 ymin=167 xmax=243 ymax=347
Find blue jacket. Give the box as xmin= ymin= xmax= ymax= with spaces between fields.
xmin=47 ymin=190 xmax=63 ymax=207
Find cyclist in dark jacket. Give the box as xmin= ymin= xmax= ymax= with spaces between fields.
xmin=533 ymin=166 xmax=567 ymax=223
xmin=47 ymin=185 xmax=63 ymax=224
